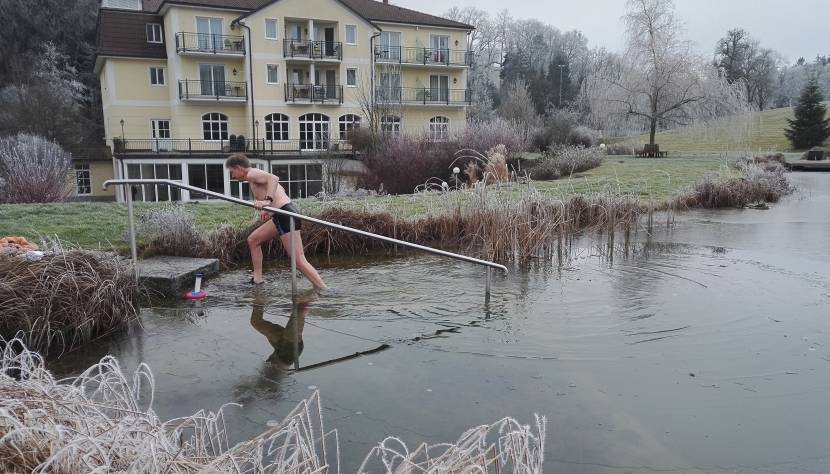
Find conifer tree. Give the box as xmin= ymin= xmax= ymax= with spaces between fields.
xmin=785 ymin=77 xmax=830 ymax=149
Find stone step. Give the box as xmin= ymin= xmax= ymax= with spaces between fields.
xmin=137 ymin=256 xmax=219 ymax=298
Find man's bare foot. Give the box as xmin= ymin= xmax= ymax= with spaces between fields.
xmin=317 ymin=287 xmax=337 ymax=297
xmin=249 ymin=277 xmax=265 ymax=285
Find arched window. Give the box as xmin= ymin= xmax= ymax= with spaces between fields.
xmin=338 ymin=114 xmax=361 ymax=140
xmin=264 ymin=113 xmax=289 ymax=141
xmin=299 ymin=113 xmax=330 ymax=150
xmin=202 ymin=112 xmax=228 ymax=141
xmin=381 ymin=115 xmax=401 ymax=136
xmin=429 ymin=116 xmax=449 ymax=141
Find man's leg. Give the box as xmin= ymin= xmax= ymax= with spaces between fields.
xmin=247 ymin=220 xmax=279 ymax=284
xmin=279 ymin=230 xmax=327 ymax=290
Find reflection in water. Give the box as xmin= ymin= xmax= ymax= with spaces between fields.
xmin=249 ymin=290 xmax=310 ymax=370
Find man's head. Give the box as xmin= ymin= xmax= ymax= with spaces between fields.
xmin=225 ymin=153 xmax=251 ymax=181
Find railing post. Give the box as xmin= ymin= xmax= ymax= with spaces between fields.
xmin=155 ymin=138 xmax=160 ymax=153
xmin=212 ymin=33 xmax=216 ymax=54
xmin=188 ymin=138 xmax=192 ymax=155
xmin=289 ymin=216 xmax=297 ymax=300
xmin=126 ymin=185 xmax=139 ymax=282
xmin=485 ymin=267 xmax=491 ymax=303
xmin=423 ymin=48 xmax=428 ymax=65
xmin=423 ymin=88 xmax=427 ymax=105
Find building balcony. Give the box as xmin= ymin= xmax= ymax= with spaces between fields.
xmin=283 ymin=39 xmax=342 ymax=61
xmin=178 ymin=80 xmax=247 ymax=103
xmin=175 ymin=32 xmax=245 ymax=56
xmin=375 ymin=46 xmax=473 ymax=67
xmin=112 ymin=137 xmax=354 ymax=156
xmin=376 ymin=87 xmax=471 ymax=106
xmin=285 ymin=83 xmax=343 ymax=104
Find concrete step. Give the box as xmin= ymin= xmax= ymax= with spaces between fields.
xmin=138 ymin=256 xmax=219 ymax=298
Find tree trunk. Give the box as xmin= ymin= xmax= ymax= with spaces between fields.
xmin=649 ymin=119 xmax=657 ymax=145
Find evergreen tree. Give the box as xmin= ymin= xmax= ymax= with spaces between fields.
xmin=785 ymin=77 xmax=830 ymax=149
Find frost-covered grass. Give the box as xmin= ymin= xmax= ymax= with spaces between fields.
xmin=0 ymin=336 xmax=545 ymax=473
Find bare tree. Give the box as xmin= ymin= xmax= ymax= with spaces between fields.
xmin=714 ymin=29 xmax=782 ymax=110
xmin=354 ymin=64 xmax=402 ymax=144
xmin=584 ymin=0 xmax=746 ymax=144
xmin=497 ymin=79 xmax=538 ymax=142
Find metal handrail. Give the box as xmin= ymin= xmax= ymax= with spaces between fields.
xmin=103 ymin=178 xmax=506 ymax=298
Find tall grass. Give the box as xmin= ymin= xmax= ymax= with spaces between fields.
xmin=0 ymin=242 xmax=139 ymax=356
xmin=672 ymin=161 xmax=794 ymax=209
xmin=0 ymin=337 xmax=545 ymax=473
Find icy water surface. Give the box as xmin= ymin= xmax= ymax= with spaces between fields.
xmin=52 ymin=173 xmax=830 ymax=473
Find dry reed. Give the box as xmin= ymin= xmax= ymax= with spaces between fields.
xmin=672 ymin=161 xmax=793 ymax=209
xmin=0 ymin=243 xmax=139 ymax=356
xmin=0 ymin=337 xmax=545 ymax=473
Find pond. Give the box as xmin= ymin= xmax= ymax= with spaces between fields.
xmin=51 ymin=172 xmax=830 ymax=473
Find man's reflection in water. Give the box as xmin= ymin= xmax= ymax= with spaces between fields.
xmin=250 ymin=290 xmax=311 ymax=370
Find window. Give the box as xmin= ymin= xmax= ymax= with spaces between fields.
xmin=346 ymin=68 xmax=357 ymax=87
xmin=125 ymin=163 xmax=182 ymax=201
xmin=299 ymin=113 xmax=329 ymax=150
xmin=149 ymin=67 xmax=165 ymax=86
xmin=345 ymin=25 xmax=357 ymax=45
xmin=338 ymin=114 xmax=361 ymax=140
xmin=150 ymin=119 xmax=171 ymax=151
xmin=202 ymin=113 xmax=229 ymax=141
xmin=75 ymin=163 xmax=91 ymax=195
xmin=146 ymin=23 xmax=163 ymax=43
xmin=378 ymin=31 xmax=401 ymax=61
xmin=429 ymin=116 xmax=449 ymax=141
xmin=265 ymin=18 xmax=278 ymax=40
xmin=266 ymin=64 xmax=279 ymax=84
xmin=187 ymin=164 xmax=224 ymax=200
xmin=381 ymin=115 xmax=401 ymax=136
xmin=264 ymin=113 xmax=289 ymax=141
xmin=272 ymin=163 xmax=323 ymax=198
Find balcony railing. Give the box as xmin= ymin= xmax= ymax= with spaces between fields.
xmin=178 ymin=80 xmax=248 ymax=101
xmin=285 ymin=83 xmax=343 ymax=104
xmin=376 ymin=87 xmax=471 ymax=105
xmin=375 ymin=46 xmax=473 ymax=66
xmin=175 ymin=32 xmax=245 ymax=55
xmin=112 ymin=137 xmax=355 ymax=155
xmin=283 ymin=39 xmax=343 ymax=60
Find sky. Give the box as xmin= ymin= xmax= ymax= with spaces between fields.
xmin=394 ymin=0 xmax=828 ymax=64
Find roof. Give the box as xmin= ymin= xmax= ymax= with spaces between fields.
xmin=96 ymin=9 xmax=167 ymax=62
xmin=140 ymin=0 xmax=473 ymax=29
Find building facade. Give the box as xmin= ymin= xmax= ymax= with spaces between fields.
xmin=93 ymin=0 xmax=473 ymax=202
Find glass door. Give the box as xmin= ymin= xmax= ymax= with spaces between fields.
xmin=150 ymin=119 xmax=171 ymax=151
xmin=199 ymin=64 xmax=226 ymax=96
xmin=431 ymin=35 xmax=449 ymax=63
xmin=325 ymin=70 xmax=336 ymax=99
xmin=379 ymin=31 xmax=400 ymax=61
xmin=196 ymin=17 xmax=223 ymax=51
xmin=380 ymin=72 xmax=400 ymax=101
xmin=430 ymin=75 xmax=449 ymax=103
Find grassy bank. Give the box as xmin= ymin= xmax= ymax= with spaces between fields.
xmin=0 ymin=154 xmax=775 ymax=251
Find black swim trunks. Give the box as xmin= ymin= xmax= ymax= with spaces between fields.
xmin=271 ymin=202 xmax=303 ymax=236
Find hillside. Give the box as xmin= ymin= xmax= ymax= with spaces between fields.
xmin=616 ymin=105 xmax=828 ymax=154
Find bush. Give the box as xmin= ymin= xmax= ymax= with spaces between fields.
xmin=0 ymin=134 xmax=71 ymax=203
xmin=568 ymin=126 xmax=601 ymax=148
xmin=530 ymin=145 xmax=604 ymax=180
xmin=358 ymin=135 xmax=457 ymax=194
xmin=736 ymin=153 xmax=786 ymax=169
xmin=604 ymin=143 xmax=636 ymax=155
xmin=673 ymin=162 xmax=793 ymax=209
xmin=137 ymin=204 xmax=203 ymax=257
xmin=454 ymin=119 xmax=528 ymax=160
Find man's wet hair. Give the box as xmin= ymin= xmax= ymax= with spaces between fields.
xmin=225 ymin=153 xmax=251 ymax=169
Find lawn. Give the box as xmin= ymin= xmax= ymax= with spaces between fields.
xmin=0 ymin=154 xmax=751 ymax=251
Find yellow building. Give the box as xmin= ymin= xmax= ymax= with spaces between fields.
xmin=94 ymin=0 xmax=473 ymax=201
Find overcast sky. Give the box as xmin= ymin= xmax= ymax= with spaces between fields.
xmin=394 ymin=0 xmax=827 ymax=63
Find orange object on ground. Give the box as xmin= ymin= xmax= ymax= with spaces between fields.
xmin=0 ymin=236 xmax=39 ymax=253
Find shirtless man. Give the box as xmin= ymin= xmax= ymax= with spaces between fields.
xmin=225 ymin=153 xmax=328 ymax=290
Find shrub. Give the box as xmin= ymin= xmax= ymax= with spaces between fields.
xmin=604 ymin=143 xmax=636 ymax=156
xmin=0 ymin=246 xmax=138 ymax=356
xmin=455 ymin=120 xmax=528 ymax=160
xmin=673 ymin=162 xmax=793 ymax=209
xmin=347 ymin=127 xmax=375 ymax=152
xmin=736 ymin=153 xmax=787 ymax=169
xmin=530 ymin=126 xmax=557 ymax=152
xmin=136 ymin=204 xmax=203 ymax=257
xmin=0 ymin=133 xmax=71 ymax=203
xmin=530 ymin=145 xmax=604 ymax=180
xmin=357 ymin=135 xmax=457 ymax=194
xmin=568 ymin=126 xmax=601 ymax=148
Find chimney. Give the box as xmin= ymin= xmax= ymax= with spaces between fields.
xmin=383 ymin=0 xmax=388 ymax=3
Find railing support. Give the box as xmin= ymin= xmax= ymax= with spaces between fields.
xmin=125 ymin=185 xmax=139 ymax=282
xmin=485 ymin=267 xmax=491 ymax=303
xmin=290 ymin=216 xmax=297 ymax=299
